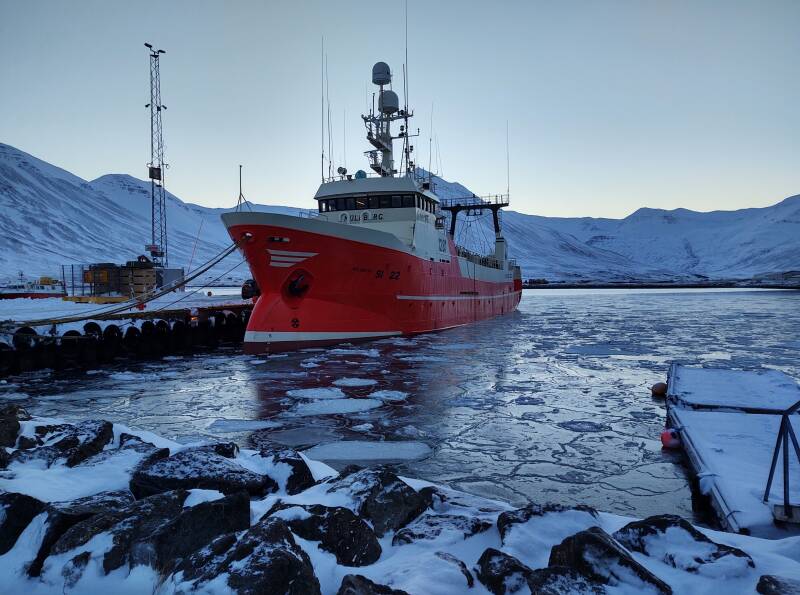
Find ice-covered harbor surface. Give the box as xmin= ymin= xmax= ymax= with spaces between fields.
xmin=2 ymin=288 xmax=799 ymax=523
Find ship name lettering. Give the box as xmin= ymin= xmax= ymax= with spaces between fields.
xmin=346 ymin=211 xmax=383 ymax=223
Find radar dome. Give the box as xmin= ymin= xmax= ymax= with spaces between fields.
xmin=379 ymin=89 xmax=399 ymax=114
xmin=354 ymin=169 xmax=367 ymax=179
xmin=372 ymin=62 xmax=391 ymax=85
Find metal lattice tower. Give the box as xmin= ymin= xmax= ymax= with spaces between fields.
xmin=144 ymin=43 xmax=168 ymax=266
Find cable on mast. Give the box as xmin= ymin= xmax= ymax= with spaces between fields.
xmin=325 ymin=54 xmax=333 ymax=179
xmin=321 ymin=37 xmax=325 ymax=183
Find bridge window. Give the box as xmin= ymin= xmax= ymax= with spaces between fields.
xmin=318 ymin=193 xmax=423 ymax=212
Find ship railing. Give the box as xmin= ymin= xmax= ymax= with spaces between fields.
xmin=455 ymin=245 xmax=503 ymax=270
xmin=321 ymin=170 xmax=430 ymax=184
xmin=440 ymin=193 xmax=510 ymax=209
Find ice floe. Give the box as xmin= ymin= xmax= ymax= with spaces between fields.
xmin=332 ymin=378 xmax=378 ymax=387
xmin=285 ymin=387 xmax=346 ymax=400
xmin=290 ymin=399 xmax=383 ymax=417
xmin=303 ymin=440 xmax=432 ymax=461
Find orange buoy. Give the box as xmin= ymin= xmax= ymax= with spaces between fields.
xmin=661 ymin=428 xmax=681 ymax=449
xmin=651 ymin=382 xmax=668 ymax=398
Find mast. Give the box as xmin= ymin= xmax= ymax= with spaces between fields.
xmin=360 ymin=62 xmax=418 ymax=177
xmin=144 ymin=43 xmax=168 ymax=266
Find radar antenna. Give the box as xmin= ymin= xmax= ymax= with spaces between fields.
xmin=144 ymin=42 xmax=168 ymax=266
xmin=361 ymin=62 xmax=418 ymax=177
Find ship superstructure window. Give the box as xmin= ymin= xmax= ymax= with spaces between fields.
xmin=318 ymin=193 xmax=438 ymax=213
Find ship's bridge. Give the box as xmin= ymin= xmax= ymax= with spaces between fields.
xmin=313 ymin=175 xmax=439 ymax=215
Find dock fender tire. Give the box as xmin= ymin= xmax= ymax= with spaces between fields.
xmin=13 ymin=327 xmax=37 ymax=351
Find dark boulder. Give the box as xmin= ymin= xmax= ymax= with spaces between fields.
xmin=392 ymin=513 xmax=492 ymax=545
xmin=549 ymin=526 xmax=672 ymax=594
xmin=267 ymin=502 xmax=381 ymax=566
xmin=0 ymin=492 xmax=46 ymax=555
xmin=175 ymin=516 xmax=321 ymax=595
xmin=17 ymin=435 xmax=39 ymax=450
xmin=435 ymin=551 xmax=474 ymax=588
xmin=475 ymin=547 xmax=533 ymax=595
xmin=129 ymin=447 xmax=277 ymax=499
xmin=613 ymin=514 xmax=754 ymax=575
xmin=757 ymin=575 xmax=800 ymax=594
xmin=28 ymin=490 xmax=135 ymax=576
xmin=337 ymin=574 xmax=410 ymax=595
xmin=256 ymin=442 xmax=316 ymax=494
xmin=51 ymin=489 xmax=189 ymax=575
xmin=497 ymin=503 xmax=597 ymax=542
xmin=0 ymin=447 xmax=9 ymax=469
xmin=527 ymin=566 xmax=605 ymax=594
xmin=324 ymin=467 xmax=429 ymax=536
xmin=0 ymin=403 xmax=29 ymax=447
xmin=147 ymin=490 xmax=251 ymax=572
xmin=11 ymin=420 xmax=114 ymax=467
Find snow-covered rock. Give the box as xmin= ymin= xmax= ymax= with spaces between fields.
xmin=548 ymin=526 xmax=673 ymax=594
xmin=130 ymin=446 xmax=277 ymax=498
xmin=322 ymin=467 xmax=432 ymax=536
xmin=267 ymin=502 xmax=382 ymax=566
xmin=170 ymin=515 xmax=321 ymax=595
xmin=475 ymin=547 xmax=533 ymax=595
xmin=613 ymin=514 xmax=754 ymax=577
xmin=1 ymin=415 xmax=800 ymax=594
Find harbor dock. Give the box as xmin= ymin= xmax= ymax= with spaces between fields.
xmin=666 ymin=364 xmax=800 ymax=537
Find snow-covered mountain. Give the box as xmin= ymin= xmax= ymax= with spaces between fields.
xmin=0 ymin=142 xmax=797 ymax=283
xmin=0 ymin=143 xmax=301 ymax=284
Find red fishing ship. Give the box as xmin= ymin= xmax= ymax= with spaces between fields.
xmin=0 ymin=273 xmax=66 ymax=300
xmin=223 ymin=62 xmax=521 ymax=353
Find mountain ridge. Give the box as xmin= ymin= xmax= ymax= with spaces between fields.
xmin=0 ymin=142 xmax=797 ymax=283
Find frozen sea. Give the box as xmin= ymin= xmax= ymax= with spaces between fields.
xmin=3 ymin=288 xmax=799 ymax=521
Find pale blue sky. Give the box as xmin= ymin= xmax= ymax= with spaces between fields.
xmin=1 ymin=0 xmax=798 ymax=217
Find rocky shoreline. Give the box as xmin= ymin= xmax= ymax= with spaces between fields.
xmin=1 ymin=405 xmax=799 ymax=594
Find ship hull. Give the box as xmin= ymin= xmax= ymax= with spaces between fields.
xmin=223 ymin=212 xmax=522 ymax=354
xmin=0 ymin=292 xmax=65 ymax=300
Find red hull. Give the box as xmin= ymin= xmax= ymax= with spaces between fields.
xmin=0 ymin=292 xmax=65 ymax=300
xmin=226 ymin=215 xmax=521 ymax=354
